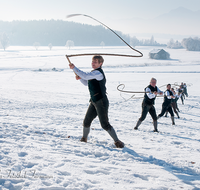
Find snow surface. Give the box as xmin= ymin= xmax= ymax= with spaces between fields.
xmin=0 ymin=46 xmax=200 ymax=190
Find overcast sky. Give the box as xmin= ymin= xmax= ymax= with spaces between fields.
xmin=1 ymin=0 xmax=200 ymax=37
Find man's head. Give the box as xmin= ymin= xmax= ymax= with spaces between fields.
xmin=167 ymin=84 xmax=171 ymax=90
xmin=92 ymin=55 xmax=104 ymax=69
xmin=150 ymin=78 xmax=157 ymax=87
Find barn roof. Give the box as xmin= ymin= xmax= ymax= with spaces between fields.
xmin=149 ymin=49 xmax=165 ymax=54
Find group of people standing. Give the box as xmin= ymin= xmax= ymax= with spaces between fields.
xmin=69 ymin=55 xmax=188 ymax=148
xmin=134 ymin=78 xmax=188 ymax=132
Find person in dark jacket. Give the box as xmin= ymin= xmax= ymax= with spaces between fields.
xmin=69 ymin=55 xmax=124 ymax=148
xmin=157 ymin=84 xmax=175 ymax=125
xmin=183 ymin=83 xmax=188 ymax=97
xmin=134 ymin=78 xmax=163 ymax=132
xmin=178 ymin=85 xmax=184 ymax=105
xmin=165 ymin=88 xmax=180 ymax=118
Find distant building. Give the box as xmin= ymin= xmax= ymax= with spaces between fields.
xmin=149 ymin=49 xmax=170 ymax=60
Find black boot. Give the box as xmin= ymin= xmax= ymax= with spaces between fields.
xmin=153 ymin=120 xmax=158 ymax=132
xmin=171 ymin=116 xmax=175 ymax=125
xmin=134 ymin=120 xmax=142 ymax=130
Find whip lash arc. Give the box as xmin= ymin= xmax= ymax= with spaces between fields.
xmin=65 ymin=14 xmax=143 ymax=62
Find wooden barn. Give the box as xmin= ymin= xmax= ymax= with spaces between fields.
xmin=149 ymin=49 xmax=170 ymax=60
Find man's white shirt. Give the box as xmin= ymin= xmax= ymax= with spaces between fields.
xmin=73 ymin=67 xmax=103 ymax=86
xmin=165 ymin=90 xmax=173 ymax=99
xmin=146 ymin=87 xmax=163 ymax=99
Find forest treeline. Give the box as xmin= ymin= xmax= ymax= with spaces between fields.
xmin=0 ymin=20 xmax=165 ymax=47
xmin=0 ymin=20 xmax=131 ymax=46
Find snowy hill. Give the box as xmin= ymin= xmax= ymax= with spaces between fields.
xmin=155 ymin=6 xmax=200 ymax=21
xmin=121 ymin=7 xmax=200 ymax=37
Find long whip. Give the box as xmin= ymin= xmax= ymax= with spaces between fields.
xmin=65 ymin=14 xmax=143 ymax=59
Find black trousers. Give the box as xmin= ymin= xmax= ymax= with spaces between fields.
xmin=83 ymin=96 xmax=112 ymax=131
xmin=165 ymin=102 xmax=179 ymax=115
xmin=180 ymin=95 xmax=184 ymax=104
xmin=139 ymin=102 xmax=157 ymax=122
xmin=158 ymin=103 xmax=174 ymax=117
xmin=172 ymin=102 xmax=179 ymax=115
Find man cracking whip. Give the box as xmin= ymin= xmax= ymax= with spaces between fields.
xmin=157 ymin=84 xmax=175 ymax=125
xmin=134 ymin=78 xmax=163 ymax=132
xmin=164 ymin=88 xmax=180 ymax=118
xmin=69 ymin=55 xmax=124 ymax=148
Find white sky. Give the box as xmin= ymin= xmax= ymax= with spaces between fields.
xmin=0 ymin=0 xmax=200 ymax=36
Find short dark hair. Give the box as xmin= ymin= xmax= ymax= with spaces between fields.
xmin=92 ymin=55 xmax=104 ymax=64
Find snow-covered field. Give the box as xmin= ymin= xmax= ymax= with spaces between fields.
xmin=0 ymin=46 xmax=200 ymax=190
